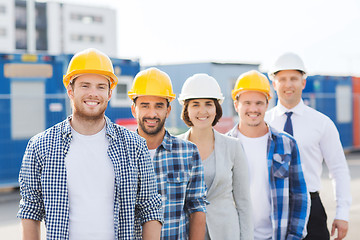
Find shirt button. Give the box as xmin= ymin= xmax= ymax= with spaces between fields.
xmin=177 ymin=177 xmax=180 ymax=181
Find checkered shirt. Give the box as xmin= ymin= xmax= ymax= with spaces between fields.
xmin=228 ymin=125 xmax=309 ymax=240
xmin=17 ymin=116 xmax=163 ymax=240
xmin=153 ymin=130 xmax=207 ymax=239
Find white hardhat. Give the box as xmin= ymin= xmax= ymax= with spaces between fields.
xmin=268 ymin=52 xmax=307 ymax=80
xmin=178 ymin=73 xmax=224 ymax=105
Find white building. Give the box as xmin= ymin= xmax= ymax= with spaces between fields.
xmin=0 ymin=0 xmax=15 ymax=51
xmin=0 ymin=0 xmax=117 ymax=57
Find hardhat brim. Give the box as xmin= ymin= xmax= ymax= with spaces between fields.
xmin=268 ymin=69 xmax=307 ymax=81
xmin=128 ymin=93 xmax=176 ymax=102
xmin=63 ymin=69 xmax=118 ymax=90
xmin=178 ymin=95 xmax=224 ymax=105
xmin=232 ymin=89 xmax=271 ymax=100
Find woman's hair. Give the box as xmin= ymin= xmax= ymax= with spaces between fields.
xmin=181 ymin=98 xmax=222 ymax=127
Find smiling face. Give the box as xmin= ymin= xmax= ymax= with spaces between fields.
xmin=234 ymin=91 xmax=268 ymax=131
xmin=186 ymin=99 xmax=216 ymax=130
xmin=131 ymin=96 xmax=171 ymax=137
xmin=272 ymin=70 xmax=306 ymax=109
xmin=67 ymin=74 xmax=112 ymax=121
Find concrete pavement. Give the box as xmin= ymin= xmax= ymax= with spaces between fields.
xmin=1 ymin=152 xmax=360 ymax=239
xmin=321 ymin=154 xmax=360 ymax=239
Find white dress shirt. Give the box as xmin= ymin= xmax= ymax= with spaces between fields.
xmin=265 ymin=99 xmax=352 ymax=221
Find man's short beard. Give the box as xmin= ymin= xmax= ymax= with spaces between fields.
xmin=72 ymin=101 xmax=106 ymax=122
xmin=74 ymin=109 xmax=106 ymax=122
xmin=139 ymin=117 xmax=166 ymax=135
xmin=247 ymin=122 xmax=261 ymax=127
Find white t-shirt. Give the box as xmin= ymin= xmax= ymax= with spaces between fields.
xmin=65 ymin=126 xmax=115 ymax=240
xmin=202 ymin=151 xmax=216 ymax=190
xmin=149 ymin=149 xmax=157 ymax=160
xmin=238 ymin=131 xmax=272 ymax=240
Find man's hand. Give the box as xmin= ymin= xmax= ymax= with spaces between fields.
xmin=331 ymin=219 xmax=348 ymax=240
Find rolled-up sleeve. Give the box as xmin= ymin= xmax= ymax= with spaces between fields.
xmin=135 ymin=140 xmax=163 ymax=225
xmin=288 ymin=140 xmax=309 ymax=239
xmin=184 ymin=145 xmax=207 ymax=215
xmin=17 ymin=138 xmax=45 ymax=221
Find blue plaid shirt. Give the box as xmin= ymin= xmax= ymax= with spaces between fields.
xmin=228 ymin=125 xmax=309 ymax=240
xmin=17 ymin=116 xmax=163 ymax=240
xmin=152 ymin=130 xmax=207 ymax=239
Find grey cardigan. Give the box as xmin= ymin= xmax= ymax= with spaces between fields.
xmin=178 ymin=129 xmax=253 ymax=240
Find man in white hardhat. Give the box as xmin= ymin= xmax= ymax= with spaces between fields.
xmin=265 ymin=52 xmax=352 ymax=240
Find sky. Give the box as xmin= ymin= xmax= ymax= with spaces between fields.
xmin=60 ymin=0 xmax=360 ymax=76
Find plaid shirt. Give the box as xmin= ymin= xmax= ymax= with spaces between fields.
xmin=228 ymin=125 xmax=309 ymax=240
xmin=152 ymin=130 xmax=207 ymax=239
xmin=17 ymin=116 xmax=163 ymax=240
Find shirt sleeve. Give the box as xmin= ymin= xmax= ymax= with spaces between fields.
xmin=17 ymin=138 xmax=45 ymax=221
xmin=320 ymin=119 xmax=352 ymax=221
xmin=184 ymin=145 xmax=207 ymax=215
xmin=232 ymin=140 xmax=254 ymax=240
xmin=287 ymin=139 xmax=310 ymax=239
xmin=135 ymin=139 xmax=163 ymax=225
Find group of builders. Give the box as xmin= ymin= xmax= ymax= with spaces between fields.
xmin=16 ymin=48 xmax=351 ymax=240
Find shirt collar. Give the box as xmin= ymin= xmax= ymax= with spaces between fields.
xmin=61 ymin=116 xmax=72 ymax=140
xmin=276 ymin=99 xmax=306 ymax=116
xmin=230 ymin=123 xmax=276 ymax=141
xmin=135 ymin=128 xmax=173 ymax=151
xmin=61 ymin=115 xmax=115 ymax=140
xmin=104 ymin=116 xmax=116 ymax=141
xmin=267 ymin=124 xmax=281 ymax=141
xmin=159 ymin=130 xmax=173 ymax=151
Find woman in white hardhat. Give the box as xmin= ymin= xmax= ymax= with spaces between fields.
xmin=177 ymin=73 xmax=253 ymax=240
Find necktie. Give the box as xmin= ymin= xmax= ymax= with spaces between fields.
xmin=284 ymin=112 xmax=293 ymax=136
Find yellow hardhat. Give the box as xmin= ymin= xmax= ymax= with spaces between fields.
xmin=63 ymin=48 xmax=118 ymax=90
xmin=231 ymin=70 xmax=271 ymax=100
xmin=128 ymin=67 xmax=176 ymax=102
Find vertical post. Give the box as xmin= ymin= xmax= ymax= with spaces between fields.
xmin=27 ymin=0 xmax=36 ymax=53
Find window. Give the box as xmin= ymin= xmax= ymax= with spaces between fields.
xmin=36 ymin=29 xmax=48 ymax=51
xmin=110 ymin=76 xmax=134 ymax=107
xmin=336 ymin=85 xmax=351 ymax=123
xmin=70 ymin=13 xmax=103 ymax=24
xmin=11 ymin=81 xmax=45 ymax=139
xmin=0 ymin=5 xmax=6 ymax=14
xmin=16 ymin=29 xmax=27 ymax=49
xmin=0 ymin=28 xmax=6 ymax=37
xmin=70 ymin=34 xmax=103 ymax=43
xmin=15 ymin=6 xmax=27 ymax=27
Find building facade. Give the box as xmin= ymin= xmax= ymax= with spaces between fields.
xmin=0 ymin=0 xmax=117 ymax=57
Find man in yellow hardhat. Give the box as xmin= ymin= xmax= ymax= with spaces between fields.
xmin=17 ymin=48 xmax=163 ymax=240
xmin=265 ymin=52 xmax=351 ymax=240
xmin=128 ymin=67 xmax=207 ymax=240
xmin=227 ymin=70 xmax=309 ymax=240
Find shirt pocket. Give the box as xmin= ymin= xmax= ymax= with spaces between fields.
xmin=272 ymin=153 xmax=290 ymax=178
xmin=166 ymin=171 xmax=189 ymax=203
